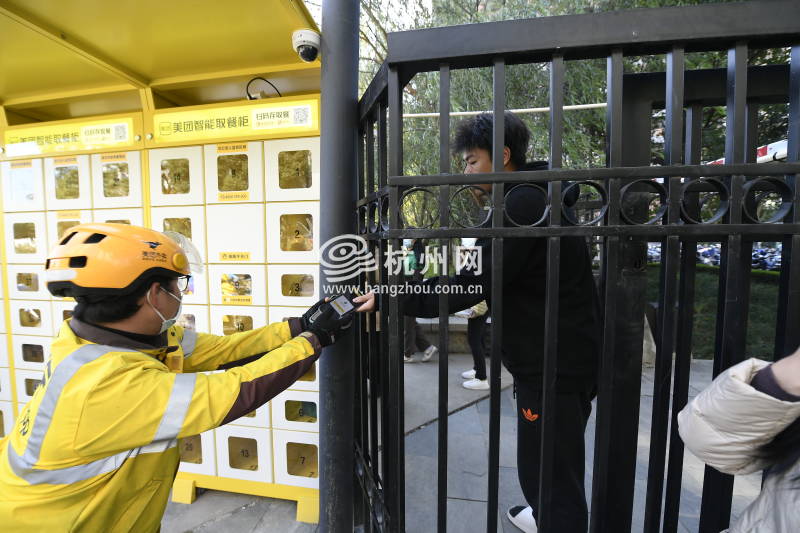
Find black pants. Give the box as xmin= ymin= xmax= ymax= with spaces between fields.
xmin=515 ymin=380 xmax=593 ymax=532
xmin=467 ymin=313 xmax=489 ymax=380
xmin=403 ymin=315 xmax=431 ymax=356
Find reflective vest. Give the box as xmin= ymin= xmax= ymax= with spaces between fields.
xmin=0 ymin=318 xmax=319 ymax=532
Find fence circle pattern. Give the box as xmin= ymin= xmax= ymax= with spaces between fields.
xmin=679 ymin=177 xmax=730 ymax=225
xmin=449 ymin=185 xmax=493 ymax=228
xmin=741 ymin=177 xmax=793 ymax=224
xmin=619 ymin=179 xmax=668 ymax=225
xmin=561 ymin=181 xmax=609 ymax=226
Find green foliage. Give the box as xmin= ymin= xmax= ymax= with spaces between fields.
xmin=645 ymin=264 xmax=778 ymax=360
xmin=359 ymin=0 xmax=790 ymax=180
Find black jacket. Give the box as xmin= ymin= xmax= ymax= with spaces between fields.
xmin=402 ymin=161 xmax=601 ymax=392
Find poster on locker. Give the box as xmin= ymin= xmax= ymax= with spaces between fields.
xmin=4 ymin=212 xmax=48 ymax=264
xmin=209 ymin=305 xmax=266 ymax=336
xmin=271 ymin=390 xmax=319 ymax=432
xmin=15 ymin=369 xmax=44 ymax=404
xmin=266 ymin=264 xmax=318 ymax=307
xmin=214 ymin=425 xmax=273 ymax=483
xmin=92 ymin=208 xmax=144 ymax=227
xmin=47 ymin=209 xmax=91 ymax=250
xmin=0 ymin=401 xmax=13 ymax=437
xmin=272 ymin=429 xmax=319 ymax=489
xmin=44 ymin=155 xmax=91 ymax=211
xmin=51 ymin=300 xmax=76 ymax=333
xmin=151 ymin=205 xmax=208 ymax=291
xmin=178 ymin=430 xmax=216 ymax=476
xmin=206 ymin=203 xmax=265 ymax=264
xmin=1 ymin=159 xmax=45 ymax=212
xmin=204 ymin=142 xmax=264 ymax=203
xmin=148 ymin=146 xmax=204 ymax=206
xmin=178 ymin=304 xmax=210 ymax=335
xmin=90 ymin=151 xmax=143 ymax=209
xmin=265 ymin=201 xmax=320 ymax=263
xmin=12 ymin=335 xmax=50 ymax=372
xmin=227 ymin=403 xmax=270 ymax=429
xmin=6 ymin=264 xmax=49 ymax=301
xmin=10 ymin=300 xmax=53 ymax=337
xmin=264 ymin=137 xmax=320 ymax=202
xmin=208 ymin=264 xmax=266 ymax=306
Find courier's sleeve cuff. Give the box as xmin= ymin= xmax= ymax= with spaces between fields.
xmin=298 ymin=331 xmax=323 ymax=355
xmin=287 ymin=318 xmax=304 ymax=337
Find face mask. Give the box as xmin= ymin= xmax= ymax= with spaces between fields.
xmin=147 ymin=287 xmax=183 ymax=334
xmin=403 ymin=239 xmax=414 ymax=249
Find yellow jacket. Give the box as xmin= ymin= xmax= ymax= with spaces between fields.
xmin=0 ymin=317 xmax=321 ymax=532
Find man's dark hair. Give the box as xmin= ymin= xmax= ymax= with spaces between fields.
xmin=73 ymin=275 xmax=176 ymax=324
xmin=452 ymin=111 xmax=530 ymax=169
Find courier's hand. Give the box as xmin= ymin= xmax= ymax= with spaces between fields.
xmin=354 ymin=292 xmax=376 ymax=313
xmin=301 ymin=297 xmax=353 ymax=347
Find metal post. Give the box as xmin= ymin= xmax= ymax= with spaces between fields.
xmin=320 ymin=1 xmax=360 ymax=530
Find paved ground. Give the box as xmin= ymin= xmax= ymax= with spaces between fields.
xmin=162 ymin=354 xmax=758 ymax=532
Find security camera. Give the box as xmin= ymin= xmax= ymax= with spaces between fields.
xmin=292 ymin=29 xmax=320 ymax=63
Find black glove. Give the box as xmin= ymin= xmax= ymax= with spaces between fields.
xmin=301 ymin=297 xmax=355 ymax=347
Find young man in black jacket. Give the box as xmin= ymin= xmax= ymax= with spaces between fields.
xmin=356 ymin=111 xmax=601 ymax=532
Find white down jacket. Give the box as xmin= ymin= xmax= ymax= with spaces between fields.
xmin=678 ymin=358 xmax=800 ymax=532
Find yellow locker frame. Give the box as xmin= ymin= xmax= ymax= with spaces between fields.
xmin=0 ymin=93 xmax=321 ymax=523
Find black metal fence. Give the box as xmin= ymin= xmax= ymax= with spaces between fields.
xmin=350 ymin=2 xmax=800 ymax=532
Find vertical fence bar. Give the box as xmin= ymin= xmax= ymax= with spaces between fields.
xmin=378 ymin=236 xmax=391 ymax=528
xmin=537 ymin=53 xmax=564 ymax=533
xmin=775 ymin=44 xmax=800 ymax=360
xmin=590 ymin=48 xmax=625 ymax=533
xmin=379 ymin=102 xmax=388 ymax=189
xmin=644 ymin=44 xmax=683 ymax=533
xmin=486 ymin=57 xmax=506 ymax=533
xmin=699 ymin=41 xmax=749 ymax=533
xmin=367 ymin=116 xmax=376 ymax=195
xmin=387 ymin=65 xmax=405 ymax=533
xmin=436 ymin=63 xmax=451 ymax=533
xmin=663 ymin=103 xmax=702 ymax=533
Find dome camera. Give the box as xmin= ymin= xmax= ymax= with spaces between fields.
xmin=292 ymin=29 xmax=321 ymax=63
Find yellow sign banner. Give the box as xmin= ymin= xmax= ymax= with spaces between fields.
xmin=100 ymin=152 xmax=128 ymax=162
xmin=153 ymin=99 xmax=318 ymax=143
xmin=217 ymin=142 xmax=249 ymax=154
xmin=220 ymin=252 xmax=251 ymax=262
xmin=56 ymin=210 xmax=81 ymax=220
xmin=222 ymin=295 xmax=253 ymax=305
xmin=218 ymin=191 xmax=250 ymax=202
xmin=4 ymin=117 xmax=136 ymax=157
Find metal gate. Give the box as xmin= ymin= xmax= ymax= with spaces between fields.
xmin=347 ymin=2 xmax=800 ymax=532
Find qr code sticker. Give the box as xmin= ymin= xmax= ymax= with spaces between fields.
xmin=293 ymin=107 xmax=310 ymax=125
xmin=114 ymin=124 xmax=128 ymax=141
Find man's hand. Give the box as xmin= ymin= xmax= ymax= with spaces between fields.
xmin=353 ymin=292 xmax=376 ymax=312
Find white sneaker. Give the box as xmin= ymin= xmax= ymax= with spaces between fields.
xmin=461 ymin=369 xmax=476 ymax=379
xmin=421 ymin=345 xmax=438 ymax=362
xmin=403 ymin=355 xmax=415 ymax=363
xmin=462 ymin=378 xmax=489 ymax=390
xmin=507 ymin=506 xmax=538 ymax=533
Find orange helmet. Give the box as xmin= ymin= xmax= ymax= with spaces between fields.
xmin=45 ymin=223 xmax=193 ymax=298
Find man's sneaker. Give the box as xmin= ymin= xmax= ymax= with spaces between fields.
xmin=461 ymin=369 xmax=477 ymax=379
xmin=462 ymin=378 xmax=489 ymax=390
xmin=421 ymin=345 xmax=438 ymax=362
xmin=403 ymin=355 xmax=415 ymax=363
xmin=507 ymin=506 xmax=537 ymax=533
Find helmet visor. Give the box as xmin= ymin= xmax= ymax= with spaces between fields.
xmin=163 ymin=231 xmax=205 ymax=274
